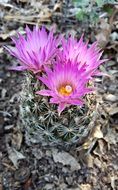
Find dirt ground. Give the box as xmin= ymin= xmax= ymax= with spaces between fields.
xmin=0 ymin=0 xmax=118 ymax=190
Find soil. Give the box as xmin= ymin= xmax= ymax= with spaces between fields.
xmin=0 ymin=0 xmax=118 ymax=190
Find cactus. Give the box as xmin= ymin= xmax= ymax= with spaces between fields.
xmin=6 ymin=26 xmax=107 ymax=148
xmin=20 ymin=73 xmax=96 ymax=147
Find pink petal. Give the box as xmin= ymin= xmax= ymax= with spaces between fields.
xmin=8 ymin=65 xmax=28 ymax=71
xmin=36 ymin=89 xmax=52 ymax=96
xmin=58 ymin=103 xmax=66 ymax=116
xmin=6 ymin=26 xmax=60 ymax=73
xmin=69 ymin=98 xmax=84 ymax=106
xmin=50 ymin=97 xmax=60 ymax=104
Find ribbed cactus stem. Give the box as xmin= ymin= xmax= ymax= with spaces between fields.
xmin=20 ymin=72 xmax=96 ymax=146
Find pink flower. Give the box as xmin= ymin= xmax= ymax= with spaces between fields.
xmin=6 ymin=26 xmax=60 ymax=73
xmin=58 ymin=35 xmax=106 ymax=76
xmin=36 ymin=61 xmax=93 ymax=115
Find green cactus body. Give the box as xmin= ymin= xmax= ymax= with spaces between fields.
xmin=20 ymin=73 xmax=96 ymax=148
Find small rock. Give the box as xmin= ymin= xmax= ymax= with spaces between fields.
xmin=4 ymin=125 xmax=14 ymax=131
xmin=44 ymin=174 xmax=54 ymax=183
xmin=104 ymin=94 xmax=118 ymax=102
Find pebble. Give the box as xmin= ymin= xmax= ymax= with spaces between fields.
xmin=104 ymin=94 xmax=118 ymax=102
xmin=44 ymin=174 xmax=55 ymax=183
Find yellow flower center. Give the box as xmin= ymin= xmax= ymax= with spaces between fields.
xmin=59 ymin=85 xmax=73 ymax=96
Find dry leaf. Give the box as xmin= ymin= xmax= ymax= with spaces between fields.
xmin=94 ymin=157 xmax=101 ymax=169
xmin=93 ymin=139 xmax=107 ymax=160
xmin=98 ymin=139 xmax=107 ymax=154
xmin=110 ymin=176 xmax=117 ymax=190
xmin=93 ymin=125 xmax=103 ymax=139
xmin=53 ymin=2 xmax=62 ymax=12
xmin=109 ymin=107 xmax=118 ymax=116
xmin=43 ymin=184 xmax=54 ymax=190
xmin=0 ymin=48 xmax=3 ymax=54
xmin=80 ymin=184 xmax=92 ymax=190
xmin=12 ymin=129 xmax=23 ymax=150
xmin=52 ymin=149 xmax=80 ymax=171
xmin=82 ymin=141 xmax=90 ymax=150
xmin=30 ymin=0 xmax=42 ymax=9
xmin=95 ymin=19 xmax=111 ymax=47
xmin=85 ymin=154 xmax=94 ymax=168
xmin=39 ymin=8 xmax=52 ymax=21
xmin=8 ymin=147 xmax=25 ymax=168
xmin=0 ymin=30 xmax=16 ymax=40
xmin=105 ymin=128 xmax=118 ymax=145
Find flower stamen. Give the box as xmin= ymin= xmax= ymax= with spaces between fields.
xmin=59 ymin=85 xmax=73 ymax=96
